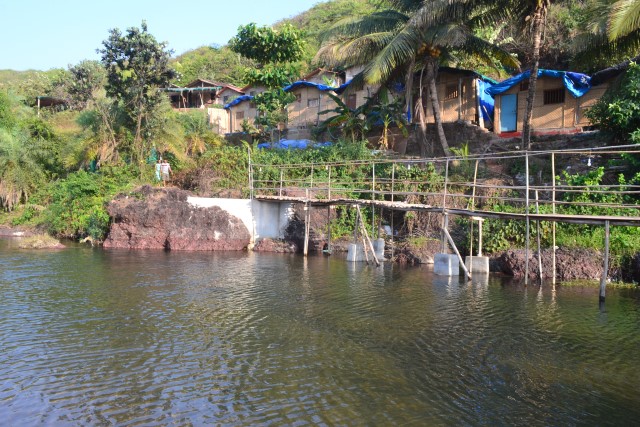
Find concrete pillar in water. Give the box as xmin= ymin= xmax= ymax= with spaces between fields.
xmin=465 ymin=256 xmax=490 ymax=274
xmin=434 ymin=254 xmax=460 ymax=276
xmin=373 ymin=238 xmax=385 ymax=261
xmin=347 ymin=243 xmax=365 ymax=262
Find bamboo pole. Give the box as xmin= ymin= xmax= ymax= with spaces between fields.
xmin=279 ymin=168 xmax=283 ymax=197
xmin=304 ymin=189 xmax=310 ymax=257
xmin=327 ymin=206 xmax=332 ymax=252
xmin=552 ymin=153 xmax=557 ymax=286
xmin=357 ymin=205 xmax=380 ymax=266
xmin=600 ymin=220 xmax=610 ymax=302
xmin=441 ymin=160 xmax=449 ymax=253
xmin=535 ymin=189 xmax=543 ymax=284
xmin=525 ymin=152 xmax=530 ymax=285
xmin=444 ymin=228 xmax=472 ymax=280
xmin=328 ymin=166 xmax=332 ymax=200
xmin=469 ymin=159 xmax=479 ymax=257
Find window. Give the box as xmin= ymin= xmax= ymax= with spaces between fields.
xmin=296 ymin=93 xmax=302 ymax=103
xmin=444 ymin=84 xmax=458 ymax=100
xmin=308 ymin=98 xmax=320 ymax=107
xmin=519 ymin=80 xmax=529 ymax=91
xmin=249 ymin=91 xmax=256 ymax=97
xmin=235 ymin=111 xmax=245 ymax=120
xmin=544 ymin=88 xmax=565 ymax=105
xmin=223 ymin=95 xmax=229 ymax=103
xmin=346 ymin=93 xmax=357 ymax=110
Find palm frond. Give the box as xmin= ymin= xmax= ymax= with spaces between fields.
xmin=320 ymin=10 xmax=409 ymax=41
xmin=609 ymin=0 xmax=640 ymax=40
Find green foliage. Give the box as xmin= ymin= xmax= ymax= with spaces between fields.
xmin=34 ymin=167 xmax=137 ymax=240
xmin=587 ymin=63 xmax=640 ymax=143
xmin=243 ymin=63 xmax=301 ymax=88
xmin=99 ymin=21 xmax=177 ymax=166
xmin=229 ymin=23 xmax=306 ymax=64
xmin=253 ymin=89 xmax=297 ymax=128
xmin=67 ymin=60 xmax=106 ymax=110
xmin=171 ymin=45 xmax=253 ymax=87
xmin=317 ymin=92 xmax=369 ymax=143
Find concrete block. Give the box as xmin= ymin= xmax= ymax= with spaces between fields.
xmin=465 ymin=256 xmax=490 ymax=273
xmin=434 ymin=253 xmax=460 ymax=276
xmin=373 ymin=238 xmax=385 ymax=260
xmin=347 ymin=243 xmax=365 ymax=262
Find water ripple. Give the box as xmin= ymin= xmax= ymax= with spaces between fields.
xmin=0 ymin=241 xmax=639 ymax=425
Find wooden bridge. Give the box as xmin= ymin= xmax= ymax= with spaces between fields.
xmin=248 ymin=144 xmax=640 ymax=300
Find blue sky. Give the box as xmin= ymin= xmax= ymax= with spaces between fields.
xmin=0 ymin=0 xmax=323 ymax=71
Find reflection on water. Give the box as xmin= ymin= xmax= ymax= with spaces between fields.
xmin=1 ymin=239 xmax=639 ymax=426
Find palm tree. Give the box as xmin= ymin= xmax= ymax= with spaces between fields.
xmin=572 ymin=0 xmax=640 ymax=75
xmin=316 ymin=0 xmax=518 ymax=157
xmin=0 ymin=129 xmax=46 ymax=211
xmin=609 ymin=0 xmax=640 ymax=40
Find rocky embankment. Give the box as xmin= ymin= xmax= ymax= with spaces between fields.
xmin=104 ymin=186 xmax=251 ymax=250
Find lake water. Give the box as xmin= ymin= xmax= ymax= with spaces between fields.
xmin=1 ymin=238 xmax=639 ymax=426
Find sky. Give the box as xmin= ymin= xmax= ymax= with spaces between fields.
xmin=0 ymin=0 xmax=324 ymax=71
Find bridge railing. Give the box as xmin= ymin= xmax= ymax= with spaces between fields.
xmin=249 ymin=145 xmax=640 ymax=220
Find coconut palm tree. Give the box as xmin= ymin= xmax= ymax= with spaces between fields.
xmin=316 ymin=0 xmax=518 ymax=157
xmin=572 ymin=0 xmax=640 ymax=74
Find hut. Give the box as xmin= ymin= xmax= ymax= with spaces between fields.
xmin=419 ymin=67 xmax=496 ymax=129
xmin=487 ymin=69 xmax=596 ymax=136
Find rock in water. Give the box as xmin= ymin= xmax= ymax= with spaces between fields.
xmin=103 ymin=186 xmax=251 ymax=251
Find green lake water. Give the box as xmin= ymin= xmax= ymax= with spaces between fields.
xmin=1 ymin=238 xmax=639 ymax=426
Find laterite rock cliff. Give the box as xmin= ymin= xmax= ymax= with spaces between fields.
xmin=103 ymin=186 xmax=251 ymax=251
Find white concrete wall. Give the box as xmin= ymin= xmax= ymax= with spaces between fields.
xmin=187 ymin=197 xmax=294 ymax=242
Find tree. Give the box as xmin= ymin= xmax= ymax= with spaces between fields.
xmin=67 ymin=60 xmax=106 ymax=110
xmin=521 ymin=0 xmax=552 ymax=150
xmin=229 ymin=23 xmax=306 ymax=130
xmin=0 ymin=92 xmax=47 ymax=211
xmin=317 ymin=0 xmax=518 ymax=156
xmin=98 ymin=21 xmax=177 ymax=166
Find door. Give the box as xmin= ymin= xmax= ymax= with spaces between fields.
xmin=500 ymin=94 xmax=517 ymax=132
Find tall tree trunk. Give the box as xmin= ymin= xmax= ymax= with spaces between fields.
xmin=427 ymin=60 xmax=451 ymax=157
xmin=415 ymin=65 xmax=429 ymax=158
xmin=522 ymin=2 xmax=548 ymax=150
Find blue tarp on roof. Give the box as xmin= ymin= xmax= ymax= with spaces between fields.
xmin=224 ymin=95 xmax=253 ymax=109
xmin=486 ymin=69 xmax=592 ymax=98
xmin=283 ymin=80 xmax=351 ymax=94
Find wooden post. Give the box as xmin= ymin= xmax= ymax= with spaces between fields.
xmin=279 ymin=168 xmax=284 ymax=197
xmin=304 ymin=189 xmax=310 ymax=257
xmin=371 ymin=163 xmax=375 ymax=236
xmin=357 ymin=205 xmax=380 ymax=266
xmin=525 ymin=152 xmax=530 ymax=285
xmin=328 ymin=166 xmax=332 ymax=200
xmin=444 ymin=228 xmax=472 ymax=280
xmin=535 ymin=189 xmax=543 ymax=284
xmin=441 ymin=160 xmax=449 ymax=253
xmin=327 ymin=206 xmax=331 ymax=252
xmin=248 ymin=147 xmax=254 ymax=200
xmin=469 ymin=159 xmax=479 ymax=256
xmin=600 ymin=220 xmax=610 ymax=302
xmin=551 ymin=153 xmax=557 ymax=286
xmin=478 ymin=218 xmax=483 ymax=256
xmin=310 ymin=164 xmax=314 ymax=190
xmin=457 ymin=78 xmax=463 ymax=121
xmin=391 ymin=162 xmax=395 ymax=203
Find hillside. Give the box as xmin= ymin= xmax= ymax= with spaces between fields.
xmin=171 ymin=0 xmax=378 ymax=86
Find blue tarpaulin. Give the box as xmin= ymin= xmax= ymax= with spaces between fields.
xmin=257 ymin=140 xmax=333 ymax=149
xmin=477 ymin=79 xmax=495 ymax=123
xmin=485 ymin=69 xmax=592 ymax=98
xmin=283 ymin=80 xmax=351 ymax=94
xmin=224 ymin=95 xmax=253 ymax=109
